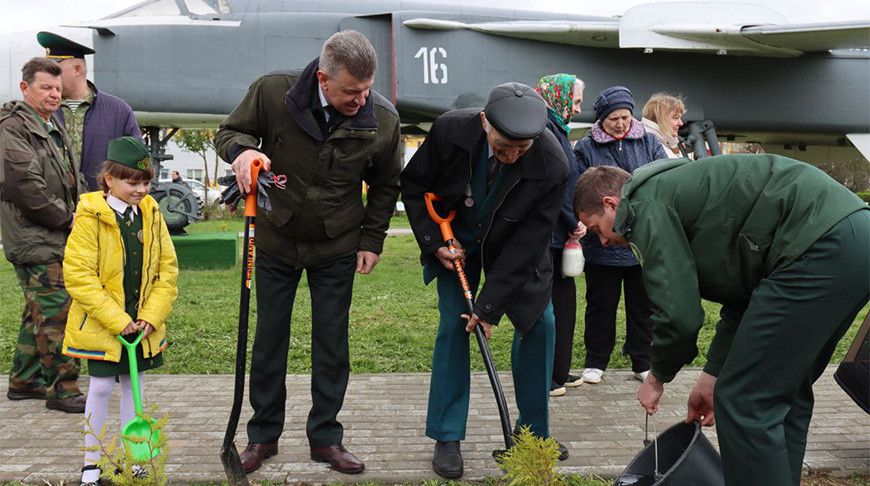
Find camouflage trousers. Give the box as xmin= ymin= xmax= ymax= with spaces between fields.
xmin=9 ymin=262 xmax=81 ymax=398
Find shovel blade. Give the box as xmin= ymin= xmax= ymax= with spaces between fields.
xmin=220 ymin=441 xmax=250 ymax=486
xmin=121 ymin=417 xmax=161 ymax=461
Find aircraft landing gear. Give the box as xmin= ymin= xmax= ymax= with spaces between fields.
xmin=679 ymin=120 xmax=723 ymax=159
xmin=142 ymin=126 xmax=203 ymax=234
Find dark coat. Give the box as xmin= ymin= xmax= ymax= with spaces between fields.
xmin=56 ymin=82 xmax=141 ymax=191
xmin=573 ymin=119 xmax=667 ymax=266
xmin=215 ymin=58 xmax=402 ymax=266
xmin=545 ymin=113 xmax=580 ymax=248
xmin=401 ymin=109 xmax=568 ymax=334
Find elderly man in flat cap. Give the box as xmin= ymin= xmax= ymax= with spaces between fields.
xmin=38 ymin=31 xmax=141 ymax=191
xmin=401 ymin=82 xmax=569 ymax=479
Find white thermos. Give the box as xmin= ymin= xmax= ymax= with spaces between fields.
xmin=561 ymin=237 xmax=585 ymax=277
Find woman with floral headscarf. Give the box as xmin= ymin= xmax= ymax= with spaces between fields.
xmin=535 ymin=74 xmax=586 ymax=397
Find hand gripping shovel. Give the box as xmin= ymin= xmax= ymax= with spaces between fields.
xmin=220 ymin=159 xmax=263 ymax=485
xmin=117 ymin=332 xmax=160 ymax=461
xmin=424 ymin=192 xmax=514 ymax=455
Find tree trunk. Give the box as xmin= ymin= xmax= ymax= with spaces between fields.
xmin=201 ymin=153 xmax=210 ymax=205
xmin=213 ymin=152 xmax=221 ymax=185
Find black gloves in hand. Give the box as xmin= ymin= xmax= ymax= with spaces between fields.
xmin=218 ymin=170 xmax=275 ymax=213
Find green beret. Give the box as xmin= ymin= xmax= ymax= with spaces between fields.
xmin=37 ymin=31 xmax=95 ymax=61
xmin=107 ymin=137 xmax=151 ymax=172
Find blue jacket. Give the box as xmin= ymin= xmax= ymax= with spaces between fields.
xmin=56 ymin=82 xmax=141 ymax=191
xmin=574 ymin=118 xmax=667 ymax=266
xmin=545 ymin=114 xmax=580 ymax=249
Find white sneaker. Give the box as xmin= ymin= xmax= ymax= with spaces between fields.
xmin=633 ymin=370 xmax=650 ymax=382
xmin=582 ymin=368 xmax=604 ymax=384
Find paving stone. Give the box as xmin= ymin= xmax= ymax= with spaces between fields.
xmin=0 ymin=366 xmax=866 ymax=483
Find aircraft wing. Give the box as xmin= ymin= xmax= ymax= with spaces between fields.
xmin=402 ymin=18 xmax=620 ymax=49
xmin=405 ymin=2 xmax=870 ymax=57
xmin=741 ymin=21 xmax=870 ymax=53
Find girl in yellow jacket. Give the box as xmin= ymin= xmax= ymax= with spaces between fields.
xmin=62 ymin=137 xmax=178 ymax=486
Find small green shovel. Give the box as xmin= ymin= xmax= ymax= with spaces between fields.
xmin=117 ymin=332 xmax=161 ymax=461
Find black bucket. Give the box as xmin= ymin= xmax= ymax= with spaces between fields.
xmin=613 ymin=421 xmax=724 ymax=486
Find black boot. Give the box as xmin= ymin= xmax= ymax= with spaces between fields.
xmin=433 ymin=440 xmax=463 ymax=479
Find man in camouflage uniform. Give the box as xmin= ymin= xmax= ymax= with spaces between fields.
xmin=0 ymin=57 xmax=87 ymax=412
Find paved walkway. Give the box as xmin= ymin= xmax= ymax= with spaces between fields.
xmin=1 ymin=367 xmax=867 ymax=484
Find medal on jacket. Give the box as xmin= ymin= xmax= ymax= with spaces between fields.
xmin=137 ymin=230 xmax=144 ymax=244
xmin=464 ymin=184 xmax=474 ymax=207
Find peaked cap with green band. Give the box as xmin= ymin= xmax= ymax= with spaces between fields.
xmin=107 ymin=136 xmax=151 ymax=172
xmin=37 ymin=31 xmax=95 ymax=61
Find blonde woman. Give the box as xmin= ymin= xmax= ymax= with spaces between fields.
xmin=642 ymin=93 xmax=685 ymax=158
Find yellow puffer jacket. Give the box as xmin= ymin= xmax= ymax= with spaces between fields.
xmin=62 ymin=191 xmax=178 ymax=362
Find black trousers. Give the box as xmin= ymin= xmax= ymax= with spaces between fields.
xmin=550 ymin=248 xmax=577 ymax=385
xmin=247 ymin=250 xmax=357 ymax=448
xmin=582 ymin=263 xmax=651 ymax=372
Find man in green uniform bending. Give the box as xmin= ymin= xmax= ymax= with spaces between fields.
xmin=574 ymin=154 xmax=869 ymax=485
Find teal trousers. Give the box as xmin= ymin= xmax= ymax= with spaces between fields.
xmin=714 ymin=210 xmax=870 ymax=485
xmin=425 ymin=257 xmax=556 ymax=441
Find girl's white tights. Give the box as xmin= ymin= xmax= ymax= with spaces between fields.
xmin=81 ymin=373 xmax=143 ymax=483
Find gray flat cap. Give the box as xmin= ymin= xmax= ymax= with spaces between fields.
xmin=484 ymin=82 xmax=547 ymax=140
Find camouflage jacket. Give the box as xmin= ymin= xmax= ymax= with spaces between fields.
xmin=0 ymin=101 xmax=85 ymax=265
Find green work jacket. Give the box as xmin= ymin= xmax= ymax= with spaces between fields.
xmin=614 ymin=154 xmax=867 ymax=382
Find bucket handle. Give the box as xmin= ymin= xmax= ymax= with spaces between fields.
xmin=644 ymin=413 xmax=664 ymax=480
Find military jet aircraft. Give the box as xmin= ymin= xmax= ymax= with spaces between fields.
xmin=3 ymin=0 xmax=869 ymax=165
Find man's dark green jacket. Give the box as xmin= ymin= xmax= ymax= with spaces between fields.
xmin=215 ymin=58 xmax=402 ymax=265
xmin=614 ymin=154 xmax=868 ymax=382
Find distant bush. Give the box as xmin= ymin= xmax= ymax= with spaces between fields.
xmin=808 ymin=158 xmax=870 ymax=192
xmin=857 ymin=191 xmax=870 ymax=204
xmin=202 ymin=203 xmax=238 ymax=221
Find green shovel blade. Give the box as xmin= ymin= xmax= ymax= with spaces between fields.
xmin=117 ymin=332 xmax=161 ymax=461
xmin=122 ymin=418 xmax=161 ymax=461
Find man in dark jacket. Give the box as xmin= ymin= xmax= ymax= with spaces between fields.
xmin=573 ymin=86 xmax=667 ymax=386
xmin=574 ymin=155 xmax=869 ymax=485
xmin=215 ymin=30 xmax=401 ymax=475
xmin=38 ymin=32 xmax=142 ymax=191
xmin=1 ymin=58 xmax=88 ymax=413
xmin=401 ymin=82 xmax=569 ymax=479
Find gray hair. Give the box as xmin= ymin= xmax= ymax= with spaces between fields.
xmin=319 ymin=30 xmax=377 ymax=80
xmin=21 ymin=57 xmax=61 ymax=83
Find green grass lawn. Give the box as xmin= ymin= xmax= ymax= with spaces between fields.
xmin=0 ymin=216 xmax=866 ymax=375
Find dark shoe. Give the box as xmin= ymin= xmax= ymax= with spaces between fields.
xmin=433 ymin=440 xmax=463 ymax=479
xmin=549 ymin=381 xmax=566 ymax=397
xmin=46 ymin=394 xmax=86 ymax=413
xmin=564 ymin=374 xmax=583 ymax=387
xmin=311 ymin=443 xmax=365 ymax=474
xmin=240 ymin=442 xmax=278 ymax=474
xmin=557 ymin=441 xmax=569 ymax=461
xmin=7 ymin=386 xmax=47 ymax=401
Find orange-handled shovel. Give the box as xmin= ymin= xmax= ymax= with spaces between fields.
xmin=424 ymin=192 xmax=514 ymax=455
xmin=220 ymin=159 xmax=262 ymax=485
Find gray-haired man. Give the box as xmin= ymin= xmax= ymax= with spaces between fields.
xmin=216 ymin=30 xmax=402 ymax=474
